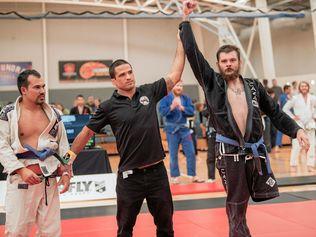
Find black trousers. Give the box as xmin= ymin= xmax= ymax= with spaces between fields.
xmin=216 ymin=154 xmax=279 ymax=237
xmin=206 ymin=135 xmax=216 ymax=179
xmin=116 ymin=162 xmax=174 ymax=237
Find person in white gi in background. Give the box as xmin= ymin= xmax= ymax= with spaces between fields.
xmin=283 ymin=81 xmax=316 ymax=172
xmin=0 ymin=69 xmax=71 ymax=237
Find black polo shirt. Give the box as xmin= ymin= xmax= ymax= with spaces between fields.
xmin=86 ymin=78 xmax=167 ymax=172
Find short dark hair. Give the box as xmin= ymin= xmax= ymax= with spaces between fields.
xmin=109 ymin=59 xmax=132 ymax=79
xmin=216 ymin=45 xmax=240 ymax=61
xmin=263 ymin=79 xmax=268 ymax=86
xmin=17 ymin=69 xmax=41 ymax=95
xmin=283 ymin=85 xmax=291 ymax=91
xmin=76 ymin=94 xmax=84 ymax=99
xmin=267 ymin=88 xmax=274 ymax=95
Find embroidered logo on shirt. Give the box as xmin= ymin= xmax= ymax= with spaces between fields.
xmin=266 ymin=177 xmax=276 ymax=187
xmin=139 ymin=96 xmax=150 ymax=106
xmin=248 ymin=80 xmax=259 ymax=108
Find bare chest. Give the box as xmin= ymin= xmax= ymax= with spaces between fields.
xmin=18 ymin=109 xmax=50 ymax=142
xmin=227 ymin=89 xmax=248 ymax=135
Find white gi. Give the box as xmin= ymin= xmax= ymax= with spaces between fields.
xmin=283 ymin=93 xmax=316 ymax=167
xmin=0 ymin=97 xmax=69 ymax=237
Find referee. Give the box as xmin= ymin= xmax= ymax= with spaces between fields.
xmin=64 ymin=35 xmax=185 ymax=237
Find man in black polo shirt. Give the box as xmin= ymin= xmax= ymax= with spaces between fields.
xmin=63 ymin=36 xmax=185 ymax=237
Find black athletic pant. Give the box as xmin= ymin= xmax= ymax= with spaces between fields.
xmin=216 ymin=154 xmax=279 ymax=237
xmin=116 ymin=162 xmax=174 ymax=237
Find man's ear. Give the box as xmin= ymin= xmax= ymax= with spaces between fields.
xmin=20 ymin=86 xmax=27 ymax=95
xmin=111 ymin=78 xmax=116 ymax=87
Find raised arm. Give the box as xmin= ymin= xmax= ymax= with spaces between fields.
xmin=165 ymin=32 xmax=185 ymax=92
xmin=179 ymin=0 xmax=215 ymax=88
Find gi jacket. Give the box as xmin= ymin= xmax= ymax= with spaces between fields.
xmin=0 ymin=97 xmax=69 ymax=175
xmin=179 ymin=21 xmax=300 ymax=153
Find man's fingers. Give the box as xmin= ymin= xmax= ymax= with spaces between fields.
xmin=59 ymin=182 xmax=70 ymax=194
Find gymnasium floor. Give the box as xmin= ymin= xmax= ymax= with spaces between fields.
xmin=1 ymin=146 xmax=316 ymax=236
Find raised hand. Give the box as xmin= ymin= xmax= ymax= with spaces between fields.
xmin=183 ymin=0 xmax=197 ymax=17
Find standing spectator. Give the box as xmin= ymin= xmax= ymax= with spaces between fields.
xmin=283 ymin=81 xmax=316 ymax=172
xmin=70 ymin=95 xmax=91 ymax=115
xmin=201 ymin=106 xmax=216 ymax=183
xmin=271 ymin=78 xmax=283 ymax=103
xmin=262 ymin=79 xmax=269 ymax=90
xmin=276 ymin=85 xmax=292 ymax=148
xmin=159 ymin=81 xmax=204 ymax=184
xmin=292 ymin=81 xmax=299 ymax=96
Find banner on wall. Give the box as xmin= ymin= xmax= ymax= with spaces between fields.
xmin=0 ymin=173 xmax=117 ymax=207
xmin=0 ymin=62 xmax=32 ymax=86
xmin=59 ymin=60 xmax=113 ymax=82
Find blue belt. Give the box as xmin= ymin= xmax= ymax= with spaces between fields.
xmin=216 ymin=134 xmax=272 ymax=175
xmin=16 ymin=145 xmax=63 ymax=164
xmin=165 ymin=122 xmax=188 ymax=134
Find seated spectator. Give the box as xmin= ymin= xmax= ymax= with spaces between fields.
xmin=86 ymin=95 xmax=97 ymax=113
xmin=70 ymin=94 xmax=91 ymax=115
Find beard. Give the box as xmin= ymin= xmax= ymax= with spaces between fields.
xmin=173 ymin=90 xmax=182 ymax=96
xmin=35 ymin=94 xmax=45 ymax=105
xmin=219 ymin=67 xmax=240 ymax=82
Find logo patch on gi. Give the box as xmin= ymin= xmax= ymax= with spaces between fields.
xmin=49 ymin=120 xmax=59 ymax=138
xmin=0 ymin=104 xmax=14 ymax=121
xmin=139 ymin=96 xmax=150 ymax=106
xmin=95 ymin=181 xmax=106 ymax=193
xmin=266 ymin=177 xmax=276 ymax=187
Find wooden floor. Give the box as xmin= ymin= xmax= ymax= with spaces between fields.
xmin=105 ymin=143 xmax=316 ymax=185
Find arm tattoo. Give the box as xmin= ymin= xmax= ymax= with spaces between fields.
xmin=165 ymin=76 xmax=175 ymax=92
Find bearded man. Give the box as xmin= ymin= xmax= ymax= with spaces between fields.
xmin=179 ymin=1 xmax=310 ymax=236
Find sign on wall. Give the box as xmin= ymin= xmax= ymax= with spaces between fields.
xmin=0 ymin=62 xmax=32 ymax=86
xmin=59 ymin=60 xmax=113 ymax=82
xmin=0 ymin=173 xmax=117 ymax=207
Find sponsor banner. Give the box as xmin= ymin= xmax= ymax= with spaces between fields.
xmin=0 ymin=173 xmax=117 ymax=207
xmin=0 ymin=62 xmax=32 ymax=86
xmin=60 ymin=173 xmax=117 ymax=202
xmin=59 ymin=60 xmax=112 ymax=81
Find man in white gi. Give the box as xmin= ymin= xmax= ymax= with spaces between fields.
xmin=283 ymin=81 xmax=316 ymax=172
xmin=0 ymin=69 xmax=71 ymax=236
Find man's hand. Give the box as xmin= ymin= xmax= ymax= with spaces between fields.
xmin=16 ymin=167 xmax=42 ymax=185
xmin=183 ymin=0 xmax=197 ymax=18
xmin=57 ymin=173 xmax=71 ymax=194
xmin=296 ymin=129 xmax=310 ymax=152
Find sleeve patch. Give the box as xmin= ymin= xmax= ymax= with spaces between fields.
xmin=0 ymin=104 xmax=14 ymax=121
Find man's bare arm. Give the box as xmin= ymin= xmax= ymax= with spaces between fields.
xmin=165 ymin=32 xmax=185 ymax=92
xmin=71 ymin=126 xmax=95 ymax=155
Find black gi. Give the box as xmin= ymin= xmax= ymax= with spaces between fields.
xmin=179 ymin=21 xmax=301 ymax=237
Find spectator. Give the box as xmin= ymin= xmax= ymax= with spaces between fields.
xmin=159 ymin=81 xmax=204 ymax=184
xmin=283 ymin=81 xmax=316 ymax=172
xmin=86 ymin=95 xmax=97 ymax=113
xmin=271 ymin=78 xmax=283 ymax=103
xmin=275 ymin=85 xmax=292 ymax=148
xmin=70 ymin=95 xmax=91 ymax=115
xmin=292 ymin=81 xmax=299 ymax=96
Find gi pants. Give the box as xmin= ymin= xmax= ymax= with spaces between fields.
xmin=216 ymin=153 xmax=279 ymax=237
xmin=5 ymin=175 xmax=61 ymax=237
xmin=116 ymin=162 xmax=174 ymax=237
xmin=166 ymin=131 xmax=196 ymax=177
